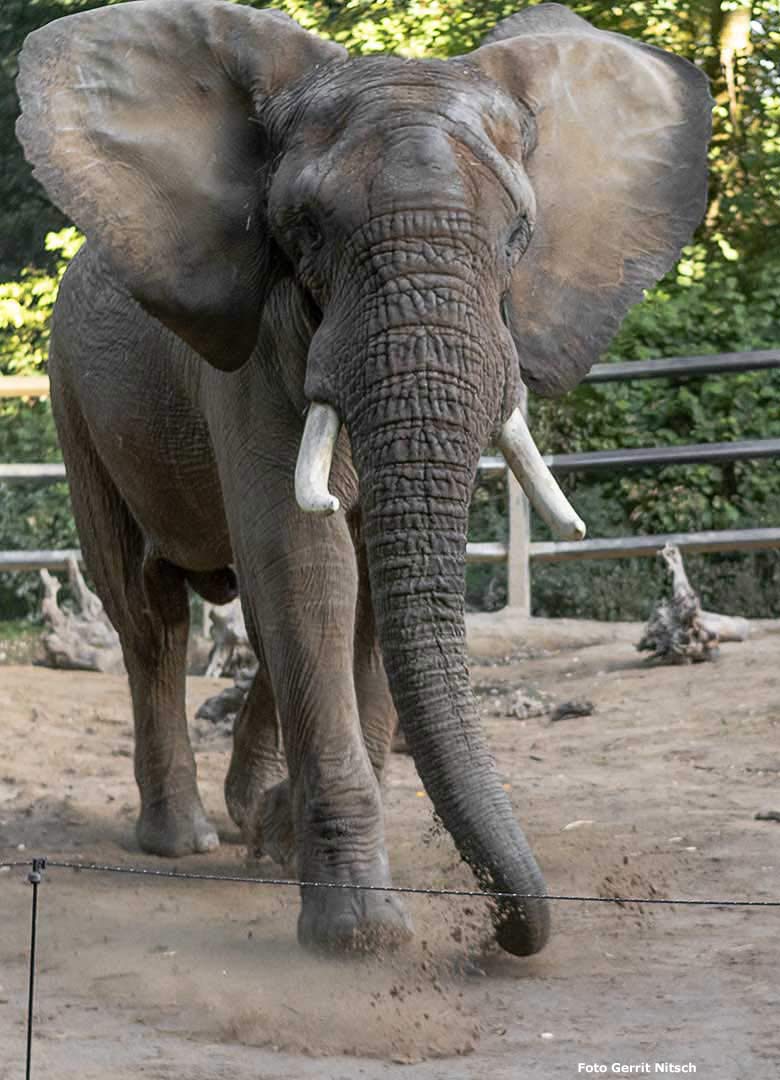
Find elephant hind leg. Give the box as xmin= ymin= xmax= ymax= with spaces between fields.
xmin=224 ymin=649 xmax=290 ymax=862
xmin=51 ymin=377 xmax=217 ymax=857
xmin=129 ymin=554 xmax=219 ymax=856
xmin=353 ymin=531 xmax=398 ymax=783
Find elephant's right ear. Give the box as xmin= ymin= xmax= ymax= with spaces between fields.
xmin=16 ymin=0 xmax=346 ymax=370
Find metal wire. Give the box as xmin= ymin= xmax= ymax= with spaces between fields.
xmin=1 ymin=856 xmax=778 ymax=907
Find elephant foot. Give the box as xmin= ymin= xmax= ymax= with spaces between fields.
xmin=137 ymin=792 xmax=219 ymax=857
xmin=228 ymin=774 xmax=296 ymax=866
xmin=225 ymin=750 xmax=287 ymax=835
xmin=256 ymin=779 xmax=296 ymax=866
xmin=298 ymin=859 xmax=413 ymax=954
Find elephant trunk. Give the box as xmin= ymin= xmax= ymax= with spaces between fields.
xmin=342 ymin=368 xmax=550 ymax=957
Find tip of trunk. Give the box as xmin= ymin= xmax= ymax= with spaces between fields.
xmin=493 ymin=895 xmax=550 ymax=956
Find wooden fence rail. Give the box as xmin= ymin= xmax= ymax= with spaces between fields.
xmin=5 ymin=527 xmax=780 ymax=575
xmin=2 ymin=351 xmax=779 ymax=613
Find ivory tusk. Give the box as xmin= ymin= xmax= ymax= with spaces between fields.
xmin=295 ymin=402 xmax=341 ymax=515
xmin=498 ymin=407 xmax=586 ymax=541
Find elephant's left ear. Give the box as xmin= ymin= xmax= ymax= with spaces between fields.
xmin=463 ymin=4 xmax=712 ymax=396
xmin=16 ymin=0 xmax=346 ymax=370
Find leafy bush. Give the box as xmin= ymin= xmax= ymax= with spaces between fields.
xmin=0 ymin=229 xmax=82 ymax=616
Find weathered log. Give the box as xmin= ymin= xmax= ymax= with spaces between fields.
xmin=204 ymin=598 xmax=255 ymax=677
xmin=195 ymin=665 xmax=256 ymax=735
xmin=699 ymin=610 xmax=750 ymax=642
xmin=637 ymin=544 xmax=748 ymax=663
xmin=193 ymin=599 xmax=259 ymax=732
xmin=39 ymin=557 xmax=124 ymax=673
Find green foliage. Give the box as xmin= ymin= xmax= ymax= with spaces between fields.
xmin=0 ymin=227 xmax=83 ymax=375
xmin=0 ymin=227 xmax=82 ymax=614
xmin=267 ymin=1 xmax=520 ymax=56
xmin=2 ymin=1 xmax=779 ymax=620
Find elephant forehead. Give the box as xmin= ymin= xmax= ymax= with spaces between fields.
xmin=272 ymin=68 xmax=532 ymax=219
xmin=279 ymin=56 xmax=529 ymax=155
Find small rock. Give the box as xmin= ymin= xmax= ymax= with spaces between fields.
xmin=755 ymin=810 xmax=780 ymax=823
xmin=506 ymin=688 xmax=548 ymax=720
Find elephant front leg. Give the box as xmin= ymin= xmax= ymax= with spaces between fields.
xmin=249 ymin=519 xmax=412 ymax=952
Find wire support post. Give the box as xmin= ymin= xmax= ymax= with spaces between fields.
xmin=26 ymin=858 xmax=46 ymax=1080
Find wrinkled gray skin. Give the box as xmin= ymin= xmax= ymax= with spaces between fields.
xmin=16 ymin=1 xmax=711 ymax=956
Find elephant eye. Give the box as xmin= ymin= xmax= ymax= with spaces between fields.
xmin=506 ymin=216 xmax=532 ymax=264
xmin=293 ymin=212 xmax=324 ymax=256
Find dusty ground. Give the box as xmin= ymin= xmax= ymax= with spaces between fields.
xmin=1 ymin=616 xmax=779 ymax=1079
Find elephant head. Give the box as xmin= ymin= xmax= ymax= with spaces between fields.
xmin=16 ymin=1 xmax=711 ymax=956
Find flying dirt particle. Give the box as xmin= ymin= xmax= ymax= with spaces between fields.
xmin=463 ymin=959 xmax=486 ymax=977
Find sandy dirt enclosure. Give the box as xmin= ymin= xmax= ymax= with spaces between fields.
xmin=1 ymin=617 xmax=779 ymax=1079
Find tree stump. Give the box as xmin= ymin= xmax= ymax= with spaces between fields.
xmin=194 ymin=665 xmax=256 ymax=735
xmin=39 ymin=557 xmax=124 ymax=673
xmin=194 ymin=598 xmax=258 ymax=734
xmin=637 ymin=544 xmax=748 ymax=664
xmin=203 ymin=598 xmax=255 ymax=677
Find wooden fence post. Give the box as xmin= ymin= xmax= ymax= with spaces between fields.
xmin=506 ymin=389 xmax=531 ymax=615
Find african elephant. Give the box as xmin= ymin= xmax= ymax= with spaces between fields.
xmin=16 ymin=0 xmax=711 ymax=956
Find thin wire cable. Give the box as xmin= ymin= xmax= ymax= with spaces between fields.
xmin=1 ymin=857 xmax=778 ymax=908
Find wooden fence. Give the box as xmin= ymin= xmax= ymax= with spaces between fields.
xmin=2 ymin=349 xmax=780 ymax=615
